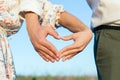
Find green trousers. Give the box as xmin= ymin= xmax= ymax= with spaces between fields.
xmin=94 ymin=25 xmax=120 ymax=80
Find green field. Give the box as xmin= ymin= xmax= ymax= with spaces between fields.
xmin=17 ymin=75 xmax=97 ymax=80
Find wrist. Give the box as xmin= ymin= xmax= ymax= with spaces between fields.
xmin=25 ymin=12 xmax=40 ymax=28
xmin=25 ymin=12 xmax=38 ymax=22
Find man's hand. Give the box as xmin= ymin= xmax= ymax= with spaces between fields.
xmin=59 ymin=29 xmax=92 ymax=61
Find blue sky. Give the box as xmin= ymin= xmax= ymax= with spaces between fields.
xmin=8 ymin=0 xmax=97 ymax=76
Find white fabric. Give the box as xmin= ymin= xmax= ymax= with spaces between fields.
xmin=87 ymin=0 xmax=120 ymax=27
xmin=19 ymin=0 xmax=43 ymax=19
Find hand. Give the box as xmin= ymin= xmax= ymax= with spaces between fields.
xmin=25 ymin=12 xmax=60 ymax=63
xmin=28 ymin=25 xmax=60 ymax=63
xmin=58 ymin=29 xmax=92 ymax=61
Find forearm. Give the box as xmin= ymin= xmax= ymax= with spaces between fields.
xmin=58 ymin=11 xmax=90 ymax=33
xmin=24 ymin=12 xmax=40 ymax=29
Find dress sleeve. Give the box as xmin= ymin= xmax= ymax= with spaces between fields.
xmin=40 ymin=0 xmax=64 ymax=29
xmin=19 ymin=0 xmax=43 ymax=20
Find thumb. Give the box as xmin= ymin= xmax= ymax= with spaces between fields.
xmin=60 ymin=34 xmax=73 ymax=41
xmin=48 ymin=28 xmax=60 ymax=39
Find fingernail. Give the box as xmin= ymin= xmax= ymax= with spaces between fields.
xmin=52 ymin=59 xmax=55 ymax=63
xmin=56 ymin=58 xmax=59 ymax=61
xmin=46 ymin=60 xmax=49 ymax=62
xmin=58 ymin=36 xmax=61 ymax=39
xmin=62 ymin=58 xmax=66 ymax=62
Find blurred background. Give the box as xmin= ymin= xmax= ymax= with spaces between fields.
xmin=8 ymin=0 xmax=97 ymax=80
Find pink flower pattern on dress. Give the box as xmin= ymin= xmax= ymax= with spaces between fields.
xmin=0 ymin=0 xmax=64 ymax=80
xmin=0 ymin=0 xmax=22 ymax=37
xmin=0 ymin=0 xmax=21 ymax=80
xmin=0 ymin=27 xmax=16 ymax=80
xmin=40 ymin=0 xmax=64 ymax=29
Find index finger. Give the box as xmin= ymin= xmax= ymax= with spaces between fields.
xmin=42 ymin=39 xmax=59 ymax=58
xmin=59 ymin=41 xmax=84 ymax=57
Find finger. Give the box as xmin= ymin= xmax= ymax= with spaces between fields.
xmin=59 ymin=43 xmax=83 ymax=59
xmin=39 ymin=41 xmax=59 ymax=61
xmin=58 ymin=44 xmax=76 ymax=57
xmin=62 ymin=53 xmax=77 ymax=62
xmin=60 ymin=35 xmax=73 ymax=41
xmin=48 ymin=27 xmax=60 ymax=39
xmin=38 ymin=50 xmax=55 ymax=63
xmin=60 ymin=47 xmax=79 ymax=58
xmin=38 ymin=52 xmax=49 ymax=62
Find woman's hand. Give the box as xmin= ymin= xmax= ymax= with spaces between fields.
xmin=25 ymin=12 xmax=60 ymax=62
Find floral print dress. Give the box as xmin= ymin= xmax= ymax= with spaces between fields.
xmin=0 ymin=0 xmax=64 ymax=80
xmin=40 ymin=0 xmax=64 ymax=29
xmin=0 ymin=0 xmax=21 ymax=80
